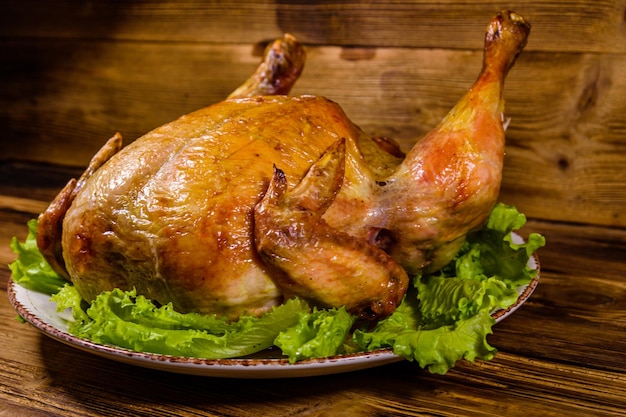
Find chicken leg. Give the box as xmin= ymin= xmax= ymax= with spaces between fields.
xmin=228 ymin=33 xmax=305 ymax=99
xmin=366 ymin=10 xmax=531 ymax=274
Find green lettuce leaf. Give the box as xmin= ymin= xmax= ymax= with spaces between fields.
xmin=53 ymin=286 xmax=310 ymax=359
xmin=415 ymin=274 xmax=518 ymax=324
xmin=353 ymin=292 xmax=496 ymax=374
xmin=467 ymin=202 xmax=545 ymax=287
xmin=8 ymin=219 xmax=67 ymax=295
xmin=51 ymin=283 xmax=90 ymax=323
xmin=417 ymin=202 xmax=545 ymax=324
xmin=275 ymin=307 xmax=355 ymax=363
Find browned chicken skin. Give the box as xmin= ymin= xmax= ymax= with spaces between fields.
xmin=37 ymin=11 xmax=530 ymax=321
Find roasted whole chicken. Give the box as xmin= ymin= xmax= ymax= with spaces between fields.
xmin=37 ymin=11 xmax=530 ymax=321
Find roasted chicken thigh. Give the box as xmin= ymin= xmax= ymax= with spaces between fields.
xmin=37 ymin=11 xmax=531 ymax=321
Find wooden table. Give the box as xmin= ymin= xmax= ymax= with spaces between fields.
xmin=1 ymin=162 xmax=625 ymax=417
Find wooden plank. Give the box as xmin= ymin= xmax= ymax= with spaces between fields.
xmin=500 ymin=52 xmax=626 ymax=228
xmin=0 ymin=40 xmax=258 ymax=166
xmin=0 ymin=284 xmax=624 ymax=417
xmin=1 ymin=42 xmax=621 ymax=156
xmin=0 ymin=196 xmax=49 ymax=216
xmin=1 ymin=0 xmax=625 ymax=53
xmin=2 ymin=38 xmax=625 ymax=227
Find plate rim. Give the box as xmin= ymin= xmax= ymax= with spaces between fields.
xmin=6 ymin=235 xmax=539 ymax=378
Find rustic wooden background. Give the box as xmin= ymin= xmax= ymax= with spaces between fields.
xmin=1 ymin=0 xmax=625 ymax=229
xmin=1 ymin=2 xmax=626 ymax=416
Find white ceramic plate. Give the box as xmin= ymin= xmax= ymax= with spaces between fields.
xmin=7 ymin=234 xmax=539 ymax=378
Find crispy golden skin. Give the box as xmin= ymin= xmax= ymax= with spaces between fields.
xmin=38 ymin=12 xmax=530 ymax=321
xmin=254 ymin=140 xmax=409 ymax=319
xmin=63 ymin=94 xmax=390 ymax=319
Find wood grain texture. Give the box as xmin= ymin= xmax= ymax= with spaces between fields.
xmin=2 ymin=44 xmax=626 ymax=228
xmin=1 ymin=0 xmax=625 ymax=52
xmin=2 ymin=1 xmax=626 ymax=228
xmin=1 ymin=4 xmax=625 ymax=414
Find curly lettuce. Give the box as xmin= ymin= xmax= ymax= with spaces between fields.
xmin=52 ymin=286 xmax=309 ymax=359
xmin=354 ymin=294 xmax=497 ymax=374
xmin=9 ymin=219 xmax=67 ymax=295
xmin=275 ymin=306 xmax=355 ymax=363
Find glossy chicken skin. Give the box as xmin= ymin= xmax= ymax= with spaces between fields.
xmin=37 ymin=12 xmax=530 ymax=321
